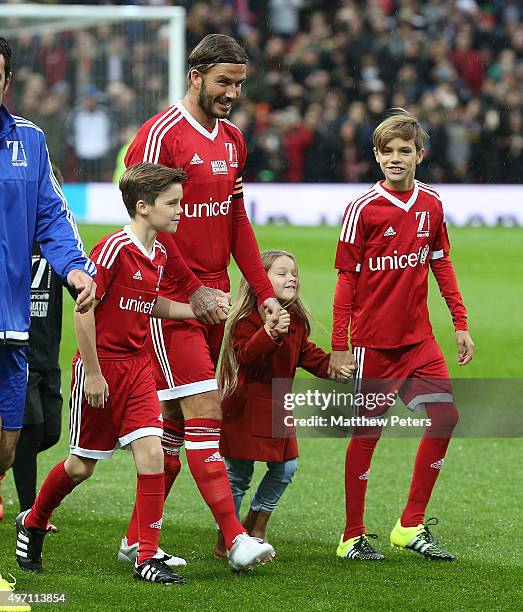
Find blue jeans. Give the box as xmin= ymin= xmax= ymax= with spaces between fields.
xmin=224 ymin=457 xmax=298 ymax=517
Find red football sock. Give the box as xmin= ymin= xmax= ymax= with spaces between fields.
xmin=162 ymin=418 xmax=184 ymax=497
xmin=185 ymin=418 xmax=245 ymax=549
xmin=343 ymin=428 xmax=381 ymax=541
xmin=125 ymin=419 xmax=183 ymax=546
xmin=26 ymin=460 xmax=78 ymax=529
xmin=136 ymin=472 xmax=165 ymax=564
xmin=401 ymin=403 xmax=459 ymax=527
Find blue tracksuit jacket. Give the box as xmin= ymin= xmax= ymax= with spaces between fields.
xmin=0 ymin=104 xmax=96 ymax=343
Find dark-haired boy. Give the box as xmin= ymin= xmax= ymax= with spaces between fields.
xmin=15 ymin=163 xmax=228 ymax=584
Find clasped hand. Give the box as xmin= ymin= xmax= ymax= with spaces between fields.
xmin=264 ymin=308 xmax=290 ymax=339
xmin=328 ymin=350 xmax=357 ymax=382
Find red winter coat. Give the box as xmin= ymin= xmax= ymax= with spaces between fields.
xmin=220 ymin=308 xmax=330 ymax=462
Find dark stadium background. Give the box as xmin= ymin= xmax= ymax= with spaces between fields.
xmin=3 ymin=0 xmax=522 ymax=185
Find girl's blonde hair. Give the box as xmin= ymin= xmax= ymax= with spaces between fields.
xmin=218 ymin=249 xmax=311 ymax=399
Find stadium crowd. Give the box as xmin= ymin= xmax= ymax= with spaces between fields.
xmin=2 ymin=0 xmax=522 ymax=183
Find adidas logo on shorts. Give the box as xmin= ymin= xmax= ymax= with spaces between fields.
xmin=204 ymin=451 xmax=223 ymax=463
xmin=133 ymin=270 xmax=142 ymax=280
xmin=358 ymin=469 xmax=370 ymax=480
xmin=430 ymin=459 xmax=445 ymax=470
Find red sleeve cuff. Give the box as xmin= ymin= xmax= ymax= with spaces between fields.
xmin=256 ymin=288 xmax=277 ymax=307
xmin=186 ymin=277 xmax=203 ymax=298
xmin=248 ymin=325 xmax=283 ymax=353
xmin=236 ymin=324 xmax=282 ymax=364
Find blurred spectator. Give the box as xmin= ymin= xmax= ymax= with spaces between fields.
xmin=503 ymin=110 xmax=523 ymax=182
xmin=281 ymin=107 xmax=314 ymax=182
xmin=450 ymin=30 xmax=485 ymax=94
xmin=94 ymin=33 xmax=129 ymax=92
xmin=40 ymin=33 xmax=69 ymax=87
xmin=65 ymin=85 xmax=118 ymax=181
xmin=270 ymin=0 xmax=304 ymax=38
xmin=2 ymin=0 xmax=522 ymax=184
xmin=24 ymin=83 xmax=69 ymax=171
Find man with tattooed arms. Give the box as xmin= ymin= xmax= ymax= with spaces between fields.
xmin=120 ymin=34 xmax=280 ymax=571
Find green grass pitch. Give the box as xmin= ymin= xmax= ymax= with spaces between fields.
xmin=0 ymin=225 xmax=522 ymax=611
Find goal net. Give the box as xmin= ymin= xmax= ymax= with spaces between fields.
xmin=0 ymin=4 xmax=185 ymax=181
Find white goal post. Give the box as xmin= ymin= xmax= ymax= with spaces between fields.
xmin=0 ymin=3 xmax=186 ymax=103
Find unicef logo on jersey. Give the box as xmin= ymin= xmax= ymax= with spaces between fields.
xmin=368 ymin=245 xmax=430 ymax=272
xmin=184 ymin=194 xmax=232 ymax=218
xmin=119 ymin=296 xmax=155 ymax=314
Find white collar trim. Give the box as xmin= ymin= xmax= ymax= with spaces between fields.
xmin=374 ymin=180 xmax=419 ymax=212
xmin=123 ymin=225 xmax=156 ymax=260
xmin=176 ymin=101 xmax=219 ymax=141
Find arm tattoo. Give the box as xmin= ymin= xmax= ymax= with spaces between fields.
xmin=189 ymin=286 xmax=218 ymax=317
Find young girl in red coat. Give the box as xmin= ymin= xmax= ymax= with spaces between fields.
xmin=214 ymin=250 xmax=353 ymax=557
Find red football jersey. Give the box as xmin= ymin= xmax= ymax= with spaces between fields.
xmin=87 ymin=226 xmax=167 ymax=357
xmin=335 ymin=180 xmax=451 ymax=349
xmin=125 ymin=103 xmax=262 ymax=299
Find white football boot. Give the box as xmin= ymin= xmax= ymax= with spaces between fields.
xmin=227 ymin=533 xmax=275 ymax=572
xmin=118 ymin=537 xmax=187 ymax=567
